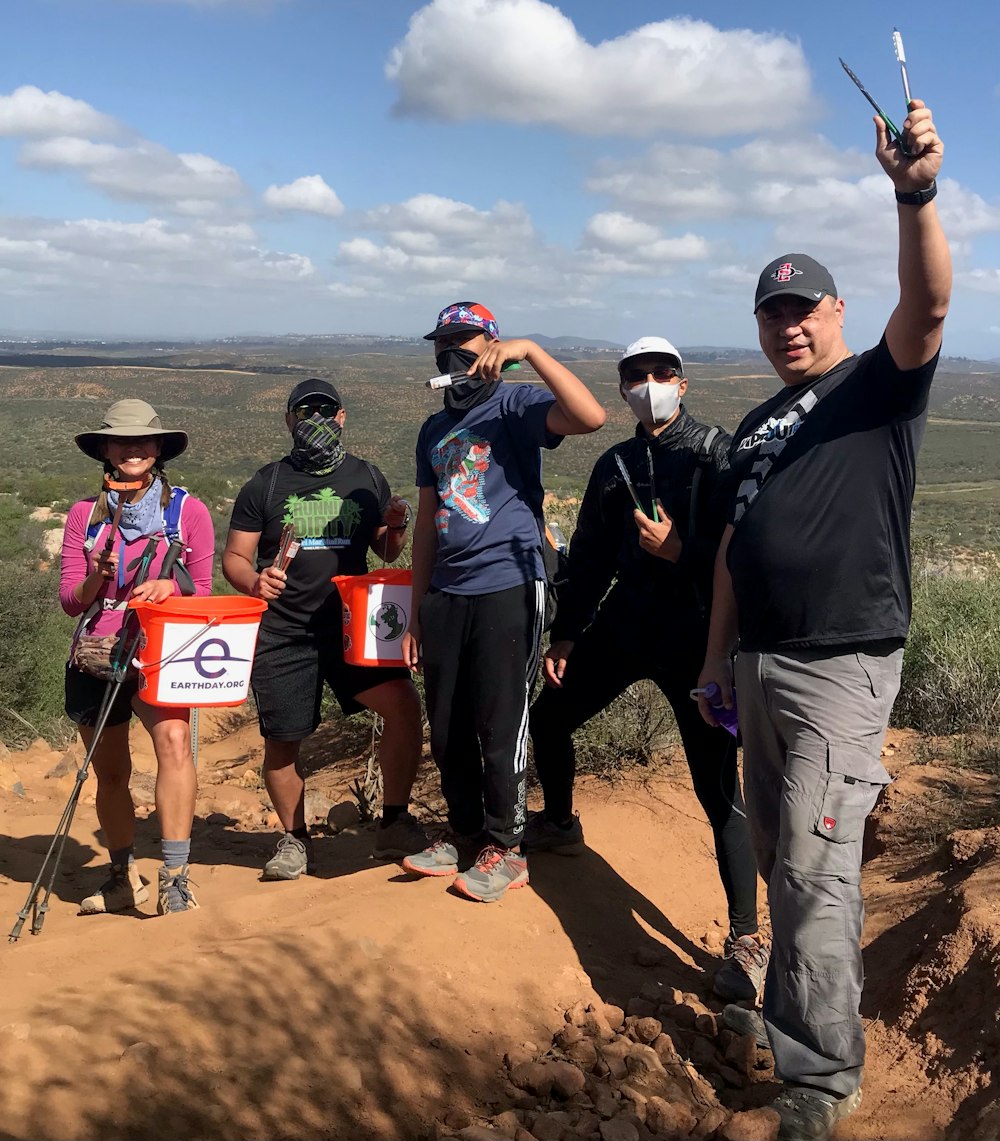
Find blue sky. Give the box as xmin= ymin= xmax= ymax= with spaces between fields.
xmin=1 ymin=0 xmax=998 ymax=355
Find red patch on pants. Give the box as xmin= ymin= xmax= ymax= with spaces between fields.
xmin=822 ymin=816 xmax=837 ymax=831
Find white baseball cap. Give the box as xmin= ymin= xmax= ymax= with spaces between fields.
xmin=618 ymin=336 xmax=684 ymax=376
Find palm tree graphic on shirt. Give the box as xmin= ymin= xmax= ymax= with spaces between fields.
xmin=282 ymin=488 xmax=363 ymax=547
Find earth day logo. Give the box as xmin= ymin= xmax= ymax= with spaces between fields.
xmin=369 ymin=601 xmax=407 ymax=642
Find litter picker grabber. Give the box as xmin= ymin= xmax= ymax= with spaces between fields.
xmin=8 ymin=538 xmax=189 ymax=943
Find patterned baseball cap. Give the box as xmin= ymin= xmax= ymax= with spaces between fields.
xmin=423 ymin=301 xmax=500 ymax=341
xmin=754 ymin=254 xmax=838 ymax=313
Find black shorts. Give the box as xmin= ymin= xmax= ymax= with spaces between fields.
xmin=250 ymin=624 xmax=411 ymax=742
xmin=64 ymin=664 xmax=137 ymax=728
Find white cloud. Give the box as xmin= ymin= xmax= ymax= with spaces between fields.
xmin=263 ymin=174 xmax=345 ymax=217
xmin=387 ymin=0 xmax=814 ymax=137
xmin=20 ymin=137 xmax=244 ymax=212
xmin=0 ymin=85 xmax=120 ymax=139
xmin=962 ymin=270 xmax=1000 ymax=295
xmin=581 ymin=212 xmax=708 ymax=272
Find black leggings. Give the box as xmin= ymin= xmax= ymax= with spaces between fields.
xmin=529 ymin=611 xmax=758 ymax=936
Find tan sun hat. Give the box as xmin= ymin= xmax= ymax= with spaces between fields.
xmin=74 ymin=399 xmax=188 ymax=464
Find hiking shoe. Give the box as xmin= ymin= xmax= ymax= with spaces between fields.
xmin=157 ymin=864 xmax=200 ymax=915
xmin=402 ymin=834 xmax=480 ymax=878
xmin=713 ymin=932 xmax=770 ymax=1001
xmin=262 ymin=833 xmax=314 ymax=880
xmin=521 ymin=810 xmax=585 ymax=855
xmin=773 ymin=1085 xmax=862 ymax=1141
xmin=373 ymin=812 xmax=429 ymax=860
xmin=722 ymin=1004 xmax=770 ymax=1051
xmin=453 ymin=844 xmax=529 ymax=902
xmin=79 ymin=862 xmax=149 ymax=914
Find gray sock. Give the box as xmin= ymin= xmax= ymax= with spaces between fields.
xmin=161 ymin=838 xmax=190 ymax=870
xmin=109 ymin=846 xmax=134 ymax=869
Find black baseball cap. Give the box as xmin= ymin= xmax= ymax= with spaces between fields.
xmin=754 ymin=254 xmax=838 ymax=313
xmin=287 ymin=378 xmax=342 ymax=411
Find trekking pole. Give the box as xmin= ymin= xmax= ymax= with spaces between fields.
xmin=8 ymin=539 xmax=185 ymax=942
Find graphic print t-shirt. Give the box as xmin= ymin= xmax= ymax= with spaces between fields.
xmin=415 ymin=383 xmax=561 ymax=595
xmin=230 ymin=455 xmax=389 ymax=633
xmin=726 ymin=337 xmax=938 ymax=652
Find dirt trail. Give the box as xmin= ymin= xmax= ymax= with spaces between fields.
xmin=1 ymin=723 xmax=998 ymax=1140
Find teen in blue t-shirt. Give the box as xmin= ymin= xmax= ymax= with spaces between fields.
xmin=401 ymin=301 xmax=605 ymax=902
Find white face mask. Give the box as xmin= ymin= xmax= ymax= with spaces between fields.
xmin=623 ymin=379 xmax=681 ymax=425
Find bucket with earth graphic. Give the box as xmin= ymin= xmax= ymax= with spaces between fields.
xmin=333 ymin=569 xmax=413 ymax=667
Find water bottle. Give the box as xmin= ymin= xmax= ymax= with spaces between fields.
xmin=690 ymin=683 xmax=739 ymax=737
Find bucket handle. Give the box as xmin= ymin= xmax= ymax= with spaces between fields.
xmin=133 ymin=617 xmax=222 ymax=672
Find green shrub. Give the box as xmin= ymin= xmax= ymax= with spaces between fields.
xmin=896 ymin=566 xmax=1000 ymax=735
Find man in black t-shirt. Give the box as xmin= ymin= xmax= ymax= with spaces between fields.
xmin=698 ymin=101 xmax=950 ymax=1140
xmin=223 ymin=379 xmax=427 ymax=879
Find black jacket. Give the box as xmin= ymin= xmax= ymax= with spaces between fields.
xmin=550 ymin=406 xmax=732 ymax=646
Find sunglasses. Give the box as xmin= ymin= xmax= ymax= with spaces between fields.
xmin=621 ymin=364 xmax=680 ymax=385
xmin=291 ymin=402 xmax=340 ymax=421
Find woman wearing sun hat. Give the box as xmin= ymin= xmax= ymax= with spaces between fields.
xmin=59 ymin=398 xmax=215 ymax=917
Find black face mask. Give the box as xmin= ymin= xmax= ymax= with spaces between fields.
xmin=435 ymin=345 xmax=499 ymax=414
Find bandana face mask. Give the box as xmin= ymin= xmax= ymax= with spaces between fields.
xmin=434 ymin=345 xmax=499 ymax=414
xmin=289 ymin=415 xmax=346 ymax=475
xmin=622 ymin=379 xmax=682 ymax=426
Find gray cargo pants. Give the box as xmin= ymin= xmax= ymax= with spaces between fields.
xmin=735 ymin=644 xmax=902 ymax=1097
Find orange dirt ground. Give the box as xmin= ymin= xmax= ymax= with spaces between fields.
xmin=2 ymin=718 xmax=999 ymax=1141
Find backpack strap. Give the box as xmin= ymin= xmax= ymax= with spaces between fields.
xmin=688 ymin=426 xmax=721 ymax=541
xmin=162 ymin=486 xmax=188 ymax=544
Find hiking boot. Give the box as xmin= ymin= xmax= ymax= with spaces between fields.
xmin=157 ymin=864 xmax=199 ymax=915
xmin=772 ymin=1084 xmax=862 ymax=1141
xmin=453 ymin=844 xmax=529 ymax=903
xmin=713 ymin=932 xmax=769 ymax=1001
xmin=262 ymin=833 xmax=314 ymax=880
xmin=402 ymin=833 xmax=480 ymax=878
xmin=373 ymin=812 xmax=429 ymax=860
xmin=79 ymin=862 xmax=149 ymax=914
xmin=722 ymin=1004 xmax=770 ymax=1050
xmin=521 ymin=810 xmax=585 ymax=855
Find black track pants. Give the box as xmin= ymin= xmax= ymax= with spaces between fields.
xmin=529 ymin=611 xmax=758 ymax=936
xmin=420 ymin=582 xmax=545 ymax=848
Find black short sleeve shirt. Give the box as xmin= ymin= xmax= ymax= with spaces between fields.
xmin=727 ymin=337 xmax=938 ymax=652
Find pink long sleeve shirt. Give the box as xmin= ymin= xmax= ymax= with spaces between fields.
xmin=59 ymin=495 xmax=215 ymax=642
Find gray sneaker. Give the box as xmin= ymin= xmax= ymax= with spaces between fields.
xmin=79 ymin=862 xmax=149 ymax=914
xmin=453 ymin=844 xmax=529 ymax=902
xmin=521 ymin=811 xmax=585 ymax=855
xmin=722 ymin=1004 xmax=770 ymax=1050
xmin=402 ymin=834 xmax=479 ymax=878
xmin=713 ymin=933 xmax=769 ymax=1001
xmin=262 ymin=833 xmax=314 ymax=880
xmin=157 ymin=864 xmax=199 ymax=915
xmin=373 ymin=812 xmax=429 ymax=860
xmin=773 ymin=1085 xmax=862 ymax=1141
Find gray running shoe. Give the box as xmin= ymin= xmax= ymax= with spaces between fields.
xmin=722 ymin=1004 xmax=770 ymax=1050
xmin=157 ymin=864 xmax=200 ymax=915
xmin=373 ymin=812 xmax=429 ymax=860
xmin=713 ymin=932 xmax=769 ymax=1001
xmin=402 ymin=834 xmax=479 ymax=878
xmin=772 ymin=1085 xmax=862 ymax=1141
xmin=262 ymin=833 xmax=314 ymax=880
xmin=453 ymin=844 xmax=529 ymax=903
xmin=79 ymin=863 xmax=149 ymax=914
xmin=521 ymin=811 xmax=585 ymax=855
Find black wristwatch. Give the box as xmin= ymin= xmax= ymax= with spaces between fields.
xmin=895 ymin=180 xmax=937 ymax=206
xmin=387 ymin=518 xmax=409 ymax=531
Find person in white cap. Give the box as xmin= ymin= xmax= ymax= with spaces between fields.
xmin=527 ymin=337 xmax=766 ymax=1001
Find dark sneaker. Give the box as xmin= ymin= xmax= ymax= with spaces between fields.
xmin=722 ymin=1004 xmax=770 ymax=1050
xmin=521 ymin=811 xmax=585 ymax=855
xmin=453 ymin=844 xmax=529 ymax=902
xmin=402 ymin=834 xmax=479 ymax=878
xmin=373 ymin=812 xmax=429 ymax=860
xmin=713 ymin=932 xmax=769 ymax=1001
xmin=262 ymin=833 xmax=314 ymax=880
xmin=773 ymin=1085 xmax=862 ymax=1141
xmin=157 ymin=864 xmax=199 ymax=915
xmin=79 ymin=863 xmax=149 ymax=914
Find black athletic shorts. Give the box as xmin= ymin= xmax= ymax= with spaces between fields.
xmin=64 ymin=663 xmax=137 ymax=728
xmin=250 ymin=624 xmax=410 ymax=742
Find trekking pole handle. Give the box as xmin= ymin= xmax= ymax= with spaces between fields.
xmin=158 ymin=539 xmax=185 ymax=581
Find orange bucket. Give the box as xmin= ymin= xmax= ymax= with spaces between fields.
xmin=332 ymin=568 xmax=412 ymax=667
xmin=129 ymin=595 xmax=268 ymax=707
